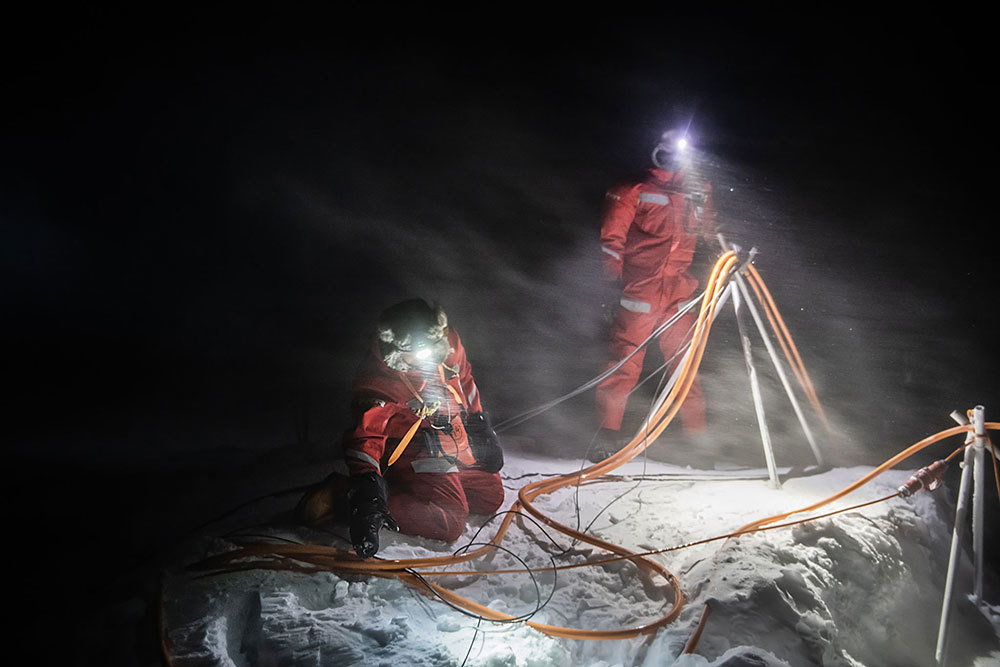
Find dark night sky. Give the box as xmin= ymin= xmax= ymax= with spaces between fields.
xmin=4 ymin=9 xmax=996 ymax=464
xmin=3 ymin=7 xmax=999 ymax=663
xmin=4 ymin=10 xmax=997 ymax=457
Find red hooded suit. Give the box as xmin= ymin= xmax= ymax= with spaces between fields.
xmin=596 ymin=167 xmax=715 ymax=434
xmin=342 ymin=327 xmax=504 ymax=542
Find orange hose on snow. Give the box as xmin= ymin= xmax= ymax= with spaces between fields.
xmin=174 ymin=241 xmax=997 ymax=655
xmin=183 ymin=251 xmax=740 ymax=643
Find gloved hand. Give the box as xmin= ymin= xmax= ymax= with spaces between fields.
xmin=465 ymin=412 xmax=504 ymax=473
xmin=348 ymin=472 xmax=399 ymax=558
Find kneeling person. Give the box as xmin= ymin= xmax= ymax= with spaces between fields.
xmin=298 ymin=299 xmax=505 ymax=559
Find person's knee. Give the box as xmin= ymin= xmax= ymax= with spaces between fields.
xmin=388 ymin=488 xmax=470 ymax=543
xmin=463 ymin=472 xmax=505 ymax=516
xmin=436 ymin=509 xmax=469 ymax=542
xmin=479 ymin=479 xmax=505 ymax=515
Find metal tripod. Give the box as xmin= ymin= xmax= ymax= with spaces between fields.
xmin=721 ymin=237 xmax=825 ymax=488
xmin=638 ymin=238 xmax=826 ymax=488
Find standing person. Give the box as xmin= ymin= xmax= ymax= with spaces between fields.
xmin=297 ymin=299 xmax=505 ymax=558
xmin=591 ymin=129 xmax=717 ymax=461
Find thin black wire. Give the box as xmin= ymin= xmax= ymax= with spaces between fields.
xmin=399 ymin=506 xmax=592 ymax=633
xmin=569 ymin=315 xmax=695 ymax=533
xmin=404 ymin=540 xmax=555 ymax=624
xmin=562 ymin=298 xmax=701 ymax=545
xmin=573 ymin=358 xmax=674 ymax=542
xmin=494 ymin=291 xmax=705 ymax=433
xmin=184 ymin=286 xmax=707 ymax=548
xmin=192 ymin=483 xmax=318 ymax=534
xmin=459 ymin=618 xmax=482 ymax=667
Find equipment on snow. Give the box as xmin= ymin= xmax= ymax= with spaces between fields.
xmin=588 ymin=427 xmax=624 ymax=463
xmin=295 ymin=473 xmax=345 ymax=526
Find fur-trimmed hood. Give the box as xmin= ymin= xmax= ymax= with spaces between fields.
xmin=374 ymin=300 xmax=452 ymax=372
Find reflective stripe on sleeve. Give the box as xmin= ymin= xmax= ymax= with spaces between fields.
xmin=620 ymin=298 xmax=651 ymax=313
xmin=638 ymin=192 xmax=670 ymax=205
xmin=601 ymin=246 xmax=621 ymax=260
xmin=467 ymin=382 xmax=478 ymax=406
xmin=345 ymin=449 xmax=381 ymax=470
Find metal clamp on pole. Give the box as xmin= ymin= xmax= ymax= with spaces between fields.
xmin=717 ymin=234 xmax=759 ymax=276
xmin=737 ymin=247 xmax=759 ymax=275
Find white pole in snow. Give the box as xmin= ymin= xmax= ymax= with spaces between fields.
xmin=717 ymin=234 xmax=825 ymax=469
xmin=971 ymin=405 xmax=986 ymax=603
xmin=732 ymin=277 xmax=781 ymax=489
xmin=732 ymin=274 xmax=825 ymax=469
xmin=935 ymin=407 xmax=984 ymax=666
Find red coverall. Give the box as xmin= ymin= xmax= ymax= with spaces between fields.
xmin=595 ymin=167 xmax=715 ymax=434
xmin=343 ymin=327 xmax=504 ymax=542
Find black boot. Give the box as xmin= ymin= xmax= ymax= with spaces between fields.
xmin=348 ymin=472 xmax=399 ymax=558
xmin=587 ymin=428 xmax=623 ymax=463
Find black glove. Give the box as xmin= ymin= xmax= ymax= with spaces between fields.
xmin=465 ymin=412 xmax=504 ymax=473
xmin=348 ymin=472 xmax=399 ymax=558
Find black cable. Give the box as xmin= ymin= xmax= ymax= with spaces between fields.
xmin=573 ymin=366 xmax=668 ymax=542
xmin=470 ymin=508 xmax=575 ymax=556
xmin=404 ymin=539 xmax=555 ymax=624
xmin=627 ymin=320 xmax=696 ymax=397
xmin=494 ymin=292 xmax=706 ymax=433
xmin=397 ymin=506 xmax=588 ymax=634
xmin=191 ymin=482 xmax=319 ymax=534
xmin=459 ymin=618 xmax=482 ymax=667
xmin=567 ymin=317 xmax=735 ymax=554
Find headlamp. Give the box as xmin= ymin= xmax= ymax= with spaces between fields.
xmin=652 ymin=129 xmax=692 ymax=170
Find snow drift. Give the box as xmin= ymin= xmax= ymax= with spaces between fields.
xmin=160 ymin=440 xmax=1000 ymax=666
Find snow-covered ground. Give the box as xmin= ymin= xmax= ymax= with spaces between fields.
xmin=160 ymin=441 xmax=1000 ymax=666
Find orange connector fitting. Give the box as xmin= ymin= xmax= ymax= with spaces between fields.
xmin=898 ymin=460 xmax=949 ymax=498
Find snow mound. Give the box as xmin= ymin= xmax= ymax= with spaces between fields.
xmin=161 ymin=452 xmax=1000 ymax=666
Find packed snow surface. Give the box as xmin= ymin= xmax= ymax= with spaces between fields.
xmin=162 ymin=449 xmax=1000 ymax=666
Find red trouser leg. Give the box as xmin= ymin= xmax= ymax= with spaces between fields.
xmin=656 ymin=306 xmax=706 ymax=434
xmin=385 ymin=467 xmax=504 ymax=543
xmin=595 ymin=307 xmax=658 ymax=431
xmin=457 ymin=469 xmax=505 ymax=515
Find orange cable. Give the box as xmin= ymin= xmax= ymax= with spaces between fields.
xmin=170 ymin=231 xmax=1000 ymax=654
xmin=681 ymin=424 xmax=981 ymax=654
xmin=746 ymin=265 xmax=832 ymax=431
xmin=181 ymin=252 xmax=740 ymax=644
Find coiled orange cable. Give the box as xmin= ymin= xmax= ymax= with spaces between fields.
xmin=173 ymin=247 xmax=996 ymax=655
xmin=182 ymin=251 xmax=739 ymax=642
